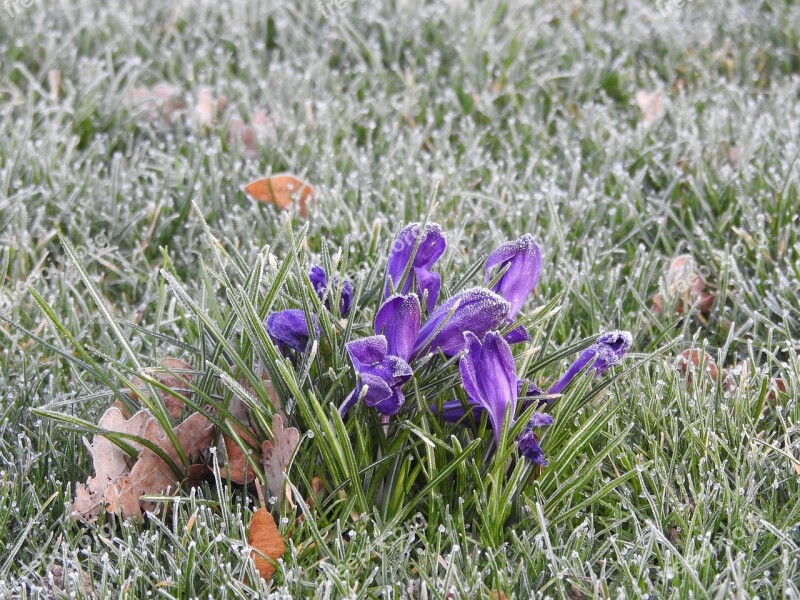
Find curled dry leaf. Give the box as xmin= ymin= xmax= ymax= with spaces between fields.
xmin=229 ymin=109 xmax=271 ymax=158
xmin=676 ymin=348 xmax=719 ymax=384
xmin=129 ymin=357 xmax=194 ymax=420
xmin=72 ymin=408 xmax=149 ymax=521
xmin=766 ymin=377 xmax=788 ymax=403
xmin=249 ymin=508 xmax=286 ymax=581
xmin=262 ymin=414 xmax=301 ymax=508
xmin=47 ymin=564 xmax=93 ymax=597
xmin=653 ymin=255 xmax=715 ymax=317
xmin=222 ymin=423 xmax=259 ymax=485
xmin=244 ymin=174 xmax=314 ymax=217
xmin=73 ymin=410 xmax=214 ymax=522
xmin=128 ymin=83 xmax=186 ymax=125
xmin=105 ymin=412 xmax=214 ymax=520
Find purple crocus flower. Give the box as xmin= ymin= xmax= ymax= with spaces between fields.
xmin=309 ymin=265 xmax=353 ymax=317
xmin=516 ymin=412 xmax=555 ymax=466
xmin=385 ymin=223 xmax=446 ymax=311
xmin=456 ymin=331 xmax=553 ymax=463
xmin=413 ymin=288 xmax=511 ymax=358
xmin=266 ymin=309 xmax=319 ymax=354
xmin=374 ymin=294 xmax=421 ymax=362
xmin=340 ymin=335 xmax=413 ymax=416
xmin=548 ymin=330 xmax=633 ymax=395
xmin=486 ymin=234 xmax=542 ymax=319
xmin=458 ymin=331 xmax=518 ymax=443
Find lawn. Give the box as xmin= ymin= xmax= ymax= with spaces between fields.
xmin=1 ymin=0 xmax=799 ymax=598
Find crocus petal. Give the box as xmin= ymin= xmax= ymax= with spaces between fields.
xmin=346 ymin=335 xmax=388 ymax=370
xmin=266 ymin=309 xmax=318 ymax=354
xmin=516 ymin=429 xmax=548 ymax=465
xmin=472 ymin=332 xmax=518 ymax=442
xmin=435 ymin=399 xmax=484 ymax=422
xmin=591 ymin=330 xmax=633 ymax=373
xmin=374 ymin=295 xmax=421 ymax=362
xmin=360 ymin=371 xmax=395 ymax=407
xmin=343 ymin=336 xmax=413 ymax=417
xmin=339 ymin=389 xmax=359 ymax=416
xmin=310 ymin=265 xmax=354 ymax=317
xmin=517 ymin=379 xmax=544 ymax=397
xmin=458 ymin=332 xmax=483 ymax=403
xmin=528 ymin=412 xmax=554 ymax=428
xmin=517 ymin=411 xmax=554 ymax=465
xmin=414 ymin=267 xmax=441 ymax=312
xmin=503 ymin=324 xmax=530 ymax=345
xmin=385 ymin=354 xmax=413 ymax=385
xmin=373 ymin=388 xmax=405 ymax=416
xmin=339 ymin=279 xmax=354 ymax=316
xmin=414 ymin=288 xmax=510 ymax=358
xmin=548 ymin=330 xmax=633 ymax=395
xmin=485 ymin=234 xmax=542 ymax=319
xmin=385 ymin=223 xmax=446 ymax=303
xmin=309 ymin=265 xmax=327 ymax=298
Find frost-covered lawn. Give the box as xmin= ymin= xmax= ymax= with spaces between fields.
xmin=1 ymin=0 xmax=799 ymax=597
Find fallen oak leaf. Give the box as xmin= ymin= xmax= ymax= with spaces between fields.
xmin=104 ymin=412 xmax=215 ymax=521
xmin=129 ymin=357 xmax=195 ymax=420
xmin=262 ymin=414 xmax=301 ymax=509
xmin=244 ymin=174 xmax=314 ymax=217
xmin=249 ymin=481 xmax=286 ymax=581
xmin=71 ymin=407 xmax=150 ymax=521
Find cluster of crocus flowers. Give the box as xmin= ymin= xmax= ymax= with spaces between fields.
xmin=265 ymin=222 xmax=632 ymax=467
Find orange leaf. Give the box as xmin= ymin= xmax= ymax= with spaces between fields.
xmin=222 ymin=424 xmax=259 ymax=485
xmin=248 ymin=508 xmax=286 ymax=580
xmin=244 ymin=174 xmax=314 ymax=217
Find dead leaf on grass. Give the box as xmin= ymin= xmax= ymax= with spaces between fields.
xmin=71 ymin=407 xmax=149 ymax=521
xmin=262 ymin=414 xmax=300 ymax=508
xmin=73 ymin=410 xmax=214 ymax=522
xmin=105 ymin=412 xmax=214 ymax=520
xmin=243 ymin=174 xmax=314 ymax=217
xmin=129 ymin=357 xmax=194 ymax=420
xmin=248 ymin=506 xmax=286 ymax=581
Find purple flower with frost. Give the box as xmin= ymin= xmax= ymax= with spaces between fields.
xmin=266 ymin=310 xmax=319 ymax=354
xmin=309 ymin=265 xmax=353 ymax=317
xmin=548 ymin=330 xmax=633 ymax=395
xmin=413 ymin=288 xmax=511 ymax=358
xmin=486 ymin=234 xmax=542 ymax=319
xmin=340 ymin=335 xmax=413 ymax=416
xmin=456 ymin=331 xmax=552 ymax=463
xmin=385 ymin=223 xmax=446 ymax=311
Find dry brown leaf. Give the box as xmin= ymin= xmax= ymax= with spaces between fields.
xmin=129 ymin=357 xmax=194 ymax=420
xmin=71 ymin=408 xmax=149 ymax=521
xmin=47 ymin=564 xmax=93 ymax=598
xmin=228 ymin=110 xmax=270 ymax=158
xmin=676 ymin=348 xmax=719 ymax=383
xmin=262 ymin=414 xmax=301 ymax=508
xmin=635 ymin=90 xmax=664 ymax=126
xmin=766 ymin=377 xmax=788 ymax=403
xmin=653 ymin=255 xmax=715 ymax=317
xmin=243 ymin=174 xmax=314 ymax=217
xmin=249 ymin=507 xmax=286 ymax=581
xmin=128 ymin=83 xmax=186 ymax=125
xmin=223 ymin=423 xmax=259 ymax=485
xmin=103 ymin=412 xmax=214 ymax=521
